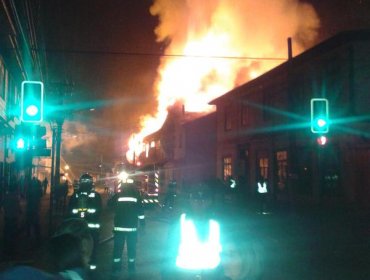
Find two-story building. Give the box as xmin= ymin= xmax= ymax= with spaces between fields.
xmin=210 ymin=30 xmax=370 ymax=209
xmin=136 ymin=104 xmax=217 ymax=195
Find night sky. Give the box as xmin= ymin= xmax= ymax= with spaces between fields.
xmin=39 ymin=0 xmax=370 ymax=177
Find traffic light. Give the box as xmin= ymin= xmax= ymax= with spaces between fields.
xmin=21 ymin=81 xmax=44 ymax=123
xmin=310 ymin=98 xmax=329 ymax=134
xmin=13 ymin=125 xmax=29 ymax=151
xmin=15 ymin=137 xmax=26 ymax=150
xmin=30 ymin=125 xmax=47 ymax=150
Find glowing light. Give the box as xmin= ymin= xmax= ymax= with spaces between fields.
xmin=230 ymin=179 xmax=236 ymax=188
xmin=317 ymin=118 xmax=327 ymax=127
xmin=16 ymin=138 xmax=25 ymax=149
xmin=118 ymin=171 xmax=129 ymax=182
xmin=25 ymin=105 xmax=39 ymax=116
xmin=176 ymin=214 xmax=221 ymax=270
xmin=317 ymin=136 xmax=327 ymax=146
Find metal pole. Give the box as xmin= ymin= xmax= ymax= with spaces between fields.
xmin=49 ymin=124 xmax=56 ymax=235
xmin=55 ymin=119 xmax=64 ymax=189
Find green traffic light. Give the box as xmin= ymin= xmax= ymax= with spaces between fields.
xmin=16 ymin=138 xmax=25 ymax=149
xmin=21 ymin=81 xmax=44 ymax=123
xmin=25 ymin=105 xmax=39 ymax=116
xmin=310 ymin=98 xmax=329 ymax=134
xmin=315 ymin=117 xmax=327 ymax=128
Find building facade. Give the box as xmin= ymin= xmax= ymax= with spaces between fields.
xmin=211 ymin=30 xmax=370 ymax=209
xmin=0 ymin=0 xmax=46 ymax=190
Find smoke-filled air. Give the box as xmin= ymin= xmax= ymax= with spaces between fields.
xmin=126 ymin=0 xmax=320 ymax=162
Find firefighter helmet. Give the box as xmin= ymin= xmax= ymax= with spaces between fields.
xmin=79 ymin=173 xmax=94 ymax=192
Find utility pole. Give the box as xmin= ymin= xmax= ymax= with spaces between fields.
xmin=48 ymin=123 xmax=56 ymax=235
xmin=287 ymin=37 xmax=296 ymax=213
xmin=54 ymin=118 xmax=64 ymax=187
xmin=47 ymin=81 xmax=72 ymax=234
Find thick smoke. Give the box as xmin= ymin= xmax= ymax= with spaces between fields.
xmin=62 ymin=121 xmax=97 ymax=152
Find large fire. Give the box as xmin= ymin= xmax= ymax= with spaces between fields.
xmin=126 ymin=0 xmax=319 ymax=162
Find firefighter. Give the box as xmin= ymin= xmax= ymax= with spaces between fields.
xmin=162 ymin=182 xmax=222 ymax=280
xmin=163 ymin=179 xmax=177 ymax=210
xmin=67 ymin=173 xmax=102 ymax=271
xmin=110 ymin=178 xmax=145 ymax=275
xmin=257 ymin=176 xmax=268 ymax=214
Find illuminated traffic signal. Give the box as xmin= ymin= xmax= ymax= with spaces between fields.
xmin=15 ymin=137 xmax=26 ymax=150
xmin=13 ymin=125 xmax=29 ymax=151
xmin=310 ymin=98 xmax=329 ymax=134
xmin=21 ymin=81 xmax=44 ymax=123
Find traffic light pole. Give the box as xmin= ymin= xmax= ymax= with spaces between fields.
xmin=55 ymin=118 xmax=64 ymax=189
xmin=46 ymin=81 xmax=72 ymax=234
xmin=48 ymin=123 xmax=56 ymax=235
xmin=48 ymin=118 xmax=63 ymax=235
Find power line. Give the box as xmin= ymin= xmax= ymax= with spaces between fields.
xmin=29 ymin=47 xmax=287 ymax=61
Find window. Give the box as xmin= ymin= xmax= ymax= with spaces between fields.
xmin=223 ymin=156 xmax=232 ymax=181
xmin=276 ymin=151 xmax=287 ymax=191
xmin=258 ymin=157 xmax=268 ymax=179
xmin=224 ymin=106 xmax=232 ymax=131
xmin=241 ymin=104 xmax=249 ymax=126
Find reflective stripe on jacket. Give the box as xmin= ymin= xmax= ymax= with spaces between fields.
xmin=257 ymin=182 xmax=268 ymax=193
xmin=68 ymin=191 xmax=102 ymax=225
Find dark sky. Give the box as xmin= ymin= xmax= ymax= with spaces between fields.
xmin=39 ymin=0 xmax=370 ymax=177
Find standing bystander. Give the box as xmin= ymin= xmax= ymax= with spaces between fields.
xmin=1 ymin=175 xmax=21 ymax=258
xmin=42 ymin=177 xmax=49 ymax=195
xmin=26 ymin=176 xmax=43 ymax=243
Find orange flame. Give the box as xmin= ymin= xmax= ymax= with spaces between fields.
xmin=126 ymin=0 xmax=319 ymax=162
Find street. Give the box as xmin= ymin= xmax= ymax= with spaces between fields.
xmin=1 ymin=189 xmax=370 ymax=280
xmin=93 ymin=191 xmax=370 ymax=280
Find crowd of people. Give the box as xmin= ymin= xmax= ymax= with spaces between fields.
xmin=0 ymin=175 xmax=47 ymax=258
xmin=0 ymin=174 xmax=96 ymax=279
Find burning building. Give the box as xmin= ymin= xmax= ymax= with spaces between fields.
xmin=126 ymin=0 xmax=320 ymax=173
xmin=134 ymin=104 xmax=215 ymax=195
